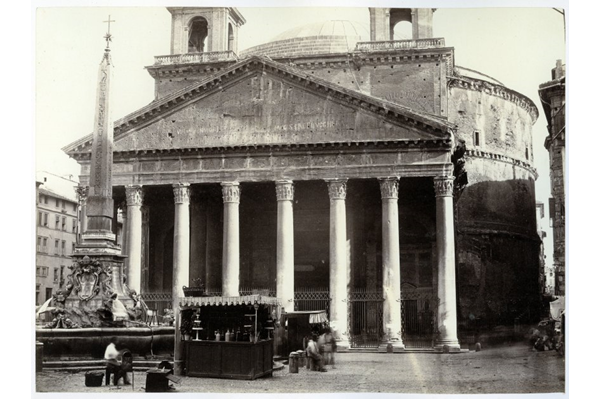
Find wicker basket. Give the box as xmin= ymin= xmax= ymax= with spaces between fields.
xmin=183 ymin=286 xmax=205 ymax=297
xmin=85 ymin=371 xmax=104 ymax=387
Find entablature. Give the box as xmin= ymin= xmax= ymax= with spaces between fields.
xmin=76 ymin=141 xmax=453 ymax=187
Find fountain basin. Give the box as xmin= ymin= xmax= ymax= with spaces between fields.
xmin=36 ymin=326 xmax=174 ymax=360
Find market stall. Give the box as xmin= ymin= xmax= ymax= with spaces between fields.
xmin=179 ymin=295 xmax=280 ymax=380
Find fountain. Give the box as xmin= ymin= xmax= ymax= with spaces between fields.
xmin=36 ymin=23 xmax=174 ymax=361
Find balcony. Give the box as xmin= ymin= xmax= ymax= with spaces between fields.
xmin=355 ymin=38 xmax=446 ymax=52
xmin=153 ymin=51 xmax=239 ymax=66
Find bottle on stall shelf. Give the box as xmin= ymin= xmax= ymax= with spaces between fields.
xmin=225 ymin=329 xmax=231 ymax=342
xmin=215 ymin=330 xmax=221 ymax=341
xmin=236 ymin=328 xmax=241 ymax=341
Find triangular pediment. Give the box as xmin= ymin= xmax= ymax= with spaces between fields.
xmin=64 ymin=56 xmax=453 ymax=156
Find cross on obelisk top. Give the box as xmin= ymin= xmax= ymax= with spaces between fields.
xmin=103 ymin=15 xmax=115 ymax=50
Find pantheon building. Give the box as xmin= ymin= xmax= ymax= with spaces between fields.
xmin=64 ymin=7 xmax=541 ymax=351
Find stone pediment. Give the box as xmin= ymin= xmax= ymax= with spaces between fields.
xmin=64 ymin=56 xmax=453 ymax=156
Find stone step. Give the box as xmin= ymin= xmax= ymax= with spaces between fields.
xmin=43 ymin=358 xmax=170 ymax=371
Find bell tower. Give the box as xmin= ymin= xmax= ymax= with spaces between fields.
xmin=167 ymin=7 xmax=246 ymax=55
xmin=369 ymin=8 xmax=435 ymax=41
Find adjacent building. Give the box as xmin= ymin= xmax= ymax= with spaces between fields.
xmin=35 ymin=172 xmax=80 ymax=306
xmin=63 ymin=7 xmax=542 ymax=350
xmin=536 ymin=201 xmax=554 ymax=296
xmin=539 ymin=60 xmax=566 ymax=296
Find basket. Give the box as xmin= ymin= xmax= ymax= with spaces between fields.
xmin=85 ymin=371 xmax=104 ymax=387
xmin=182 ymin=286 xmax=205 ymax=297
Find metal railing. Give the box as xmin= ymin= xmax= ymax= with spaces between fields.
xmin=153 ymin=51 xmax=239 ymax=66
xmin=239 ymin=287 xmax=276 ymax=297
xmin=355 ymin=38 xmax=445 ymax=52
xmin=140 ymin=292 xmax=173 ymax=322
xmin=294 ymin=288 xmax=330 ymax=314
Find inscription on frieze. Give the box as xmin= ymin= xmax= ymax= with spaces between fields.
xmin=141 ymin=161 xmax=158 ymax=172
xmin=223 ymin=157 xmax=247 ymax=170
xmin=311 ymin=155 xmax=333 ymax=167
xmin=369 ymin=153 xmax=399 ymax=165
xmin=339 ymin=154 xmax=362 ymax=166
xmin=162 ymin=159 xmax=180 ymax=171
xmin=249 ymin=156 xmax=271 ymax=169
xmin=202 ymin=158 xmax=222 ymax=170
xmin=181 ymin=158 xmax=201 ymax=171
xmin=274 ymin=157 xmax=289 ymax=168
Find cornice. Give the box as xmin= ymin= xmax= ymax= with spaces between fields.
xmin=448 ymin=75 xmax=539 ymax=123
xmin=70 ymin=138 xmax=453 ymax=162
xmin=465 ymin=149 xmax=538 ymax=179
xmin=457 ymin=226 xmax=541 ymax=244
xmin=538 ymin=76 xmax=565 ymax=91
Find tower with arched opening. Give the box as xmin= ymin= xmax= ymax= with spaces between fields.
xmin=167 ymin=7 xmax=246 ymax=55
xmin=369 ymin=8 xmax=434 ymax=41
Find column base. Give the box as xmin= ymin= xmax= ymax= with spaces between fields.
xmin=378 ymin=341 xmax=405 ymax=353
xmin=434 ymin=341 xmax=461 ymax=353
xmin=335 ymin=337 xmax=351 ymax=352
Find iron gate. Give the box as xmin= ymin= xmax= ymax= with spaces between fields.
xmin=140 ymin=292 xmax=172 ymax=323
xmin=348 ymin=290 xmax=384 ymax=348
xmin=294 ymin=288 xmax=330 ymax=315
xmin=400 ymin=290 xmax=438 ymax=348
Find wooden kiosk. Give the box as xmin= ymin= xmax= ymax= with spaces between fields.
xmin=180 ymin=295 xmax=279 ymax=380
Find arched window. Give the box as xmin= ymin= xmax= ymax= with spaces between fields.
xmin=188 ymin=17 xmax=208 ymax=53
xmin=228 ymin=23 xmax=234 ymax=52
xmin=389 ymin=8 xmax=413 ymax=40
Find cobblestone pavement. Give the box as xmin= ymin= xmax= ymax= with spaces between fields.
xmin=35 ymin=343 xmax=565 ymax=395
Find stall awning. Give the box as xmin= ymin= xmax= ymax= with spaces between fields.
xmin=284 ymin=310 xmax=329 ymax=324
xmin=180 ymin=294 xmax=280 ymax=308
xmin=309 ymin=311 xmax=328 ymax=324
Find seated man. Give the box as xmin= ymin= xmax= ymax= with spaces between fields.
xmin=306 ymin=334 xmax=327 ymax=372
xmin=104 ymin=339 xmax=131 ymax=385
xmin=109 ymin=293 xmax=129 ymax=322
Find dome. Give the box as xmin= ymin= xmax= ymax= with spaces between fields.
xmin=240 ymin=20 xmax=370 ymax=58
xmin=270 ymin=20 xmax=369 ymax=42
xmin=455 ymin=66 xmax=505 ymax=86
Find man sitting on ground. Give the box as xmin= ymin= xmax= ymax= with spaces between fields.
xmin=306 ymin=334 xmax=327 ymax=372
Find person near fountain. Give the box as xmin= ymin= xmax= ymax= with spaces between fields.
xmin=107 ymin=293 xmax=129 ymax=322
xmin=104 ymin=338 xmax=131 ymax=385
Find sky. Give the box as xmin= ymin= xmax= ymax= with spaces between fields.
xmin=34 ymin=1 xmax=566 ymax=263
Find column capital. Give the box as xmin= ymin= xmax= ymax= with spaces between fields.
xmin=173 ymin=183 xmax=191 ymax=204
xmin=125 ymin=185 xmax=144 ymax=207
xmin=434 ymin=176 xmax=454 ymax=197
xmin=275 ymin=180 xmax=294 ymax=201
xmin=221 ymin=182 xmax=241 ymax=203
xmin=326 ymin=179 xmax=348 ymax=200
xmin=379 ymin=177 xmax=399 ymax=199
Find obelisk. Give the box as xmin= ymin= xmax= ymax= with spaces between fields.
xmin=67 ymin=19 xmax=130 ymax=310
